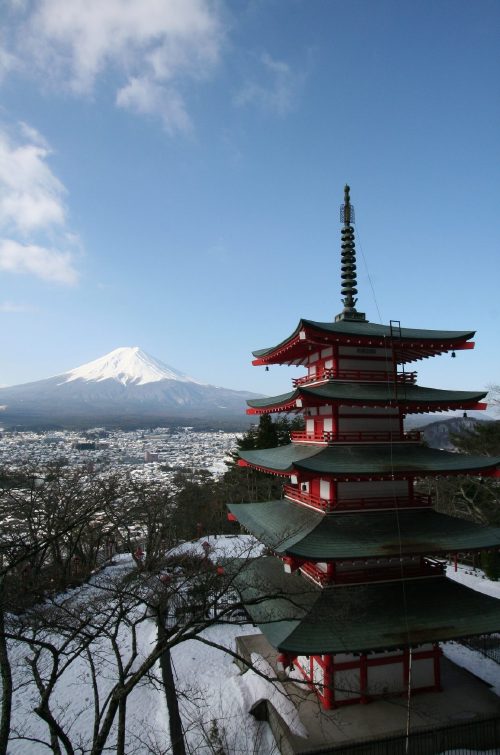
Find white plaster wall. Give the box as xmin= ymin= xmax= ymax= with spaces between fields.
xmin=338 ymin=481 xmax=409 ymax=499
xmin=411 ymin=656 xmax=435 ymax=689
xmin=338 ymin=416 xmax=399 ymax=432
xmin=319 ymin=479 xmax=331 ymax=498
xmin=335 ymin=668 xmax=360 ymax=700
xmin=338 ymin=358 xmax=392 ymax=372
xmin=367 ymin=661 xmax=403 ymax=696
xmin=339 ymin=406 xmax=398 ymax=416
xmin=339 ymin=347 xmax=390 ymax=358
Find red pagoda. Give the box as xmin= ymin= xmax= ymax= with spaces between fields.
xmin=228 ymin=186 xmax=500 ymax=709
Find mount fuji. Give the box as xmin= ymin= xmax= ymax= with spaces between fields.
xmin=0 ymin=347 xmax=260 ymax=429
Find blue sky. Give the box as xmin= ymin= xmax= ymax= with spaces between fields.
xmin=0 ymin=0 xmax=499 ymax=399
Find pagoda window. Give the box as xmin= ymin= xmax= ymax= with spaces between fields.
xmin=306 ymin=418 xmax=315 ymax=433
xmin=309 ymin=351 xmax=319 ymax=364
xmin=308 ymin=363 xmax=317 ymax=377
xmin=319 ymin=406 xmax=332 ymax=416
xmin=325 ymin=358 xmax=334 ymax=369
xmin=323 ymin=418 xmax=333 ymax=432
xmin=321 ymin=347 xmax=333 ymax=358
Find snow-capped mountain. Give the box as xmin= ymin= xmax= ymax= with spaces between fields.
xmin=0 ymin=347 xmax=259 ymax=429
xmin=61 ymin=347 xmax=206 ymax=387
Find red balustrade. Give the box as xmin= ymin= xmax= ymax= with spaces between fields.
xmin=283 ymin=484 xmax=331 ymax=511
xmin=300 ymin=558 xmax=444 ymax=587
xmin=290 ymin=430 xmax=421 ymax=444
xmin=292 ymin=369 xmax=417 ymax=387
xmin=283 ymin=486 xmax=432 ymax=512
xmin=333 ymin=493 xmax=432 ymax=511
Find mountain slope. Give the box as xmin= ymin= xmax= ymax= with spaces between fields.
xmin=0 ymin=347 xmax=259 ymax=429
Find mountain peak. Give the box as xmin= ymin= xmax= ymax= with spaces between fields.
xmin=61 ymin=346 xmax=206 ymax=387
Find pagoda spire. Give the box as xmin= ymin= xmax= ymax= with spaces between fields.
xmin=335 ymin=184 xmax=367 ymax=322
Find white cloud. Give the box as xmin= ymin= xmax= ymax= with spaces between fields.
xmin=0 ymin=239 xmax=78 ymax=285
xmin=0 ymin=124 xmax=80 ymax=285
xmin=0 ymin=129 xmax=65 ymax=234
xmin=6 ymin=0 xmax=224 ymax=133
xmin=0 ymin=300 xmax=33 ymax=313
xmin=116 ymin=76 xmax=192 ymax=135
xmin=235 ymin=52 xmax=304 ymax=116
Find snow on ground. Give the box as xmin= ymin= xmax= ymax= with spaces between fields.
xmin=169 ymin=533 xmax=265 ymax=561
xmin=447 ymin=562 xmax=500 ymax=599
xmin=8 ymin=556 xmax=171 ymax=754
xmin=6 ymin=550 xmax=500 ymax=754
xmin=5 ymin=537 xmax=280 ymax=754
xmin=443 ymin=641 xmax=500 ymax=696
xmin=171 ymin=623 xmax=306 ymax=754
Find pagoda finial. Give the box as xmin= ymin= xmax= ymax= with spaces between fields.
xmin=335 ymin=185 xmax=367 ymax=323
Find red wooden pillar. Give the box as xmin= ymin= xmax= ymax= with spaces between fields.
xmin=322 ymin=654 xmax=335 ymax=709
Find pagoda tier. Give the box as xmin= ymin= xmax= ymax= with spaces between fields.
xmin=232 ymin=558 xmax=500 ymax=655
xmin=246 ymin=382 xmax=487 ymax=415
xmin=238 ymin=443 xmax=500 ymax=479
xmin=228 ymin=501 xmax=500 ymax=562
xmin=252 ymin=319 xmax=475 ymax=367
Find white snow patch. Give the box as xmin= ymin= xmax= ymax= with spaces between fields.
xmin=59 ymin=346 xmax=207 ymax=386
xmin=447 ymin=562 xmax=500 ymax=598
xmin=169 ymin=533 xmax=265 ymax=561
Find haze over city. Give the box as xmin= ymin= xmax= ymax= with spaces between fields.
xmin=0 ymin=0 xmax=499 ymax=398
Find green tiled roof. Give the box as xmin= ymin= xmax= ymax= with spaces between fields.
xmin=247 ymin=383 xmax=486 ymax=411
xmin=239 ymin=443 xmax=500 ymax=476
xmin=253 ymin=318 xmax=475 ymax=358
xmin=232 ymin=557 xmax=500 ymax=653
xmin=228 ymin=500 xmax=500 ymax=559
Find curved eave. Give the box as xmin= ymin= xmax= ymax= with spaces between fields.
xmin=246 ymin=383 xmax=487 ymax=415
xmin=252 ymin=319 xmax=476 ymax=366
xmin=238 ymin=443 xmax=500 ymax=479
xmin=228 ymin=500 xmax=500 ymax=560
xmin=233 ymin=558 xmax=500 ymax=654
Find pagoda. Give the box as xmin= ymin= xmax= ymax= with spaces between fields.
xmin=228 ymin=186 xmax=500 ymax=709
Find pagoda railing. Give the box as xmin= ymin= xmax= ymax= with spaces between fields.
xmin=290 ymin=430 xmax=421 ymax=444
xmin=292 ymin=369 xmax=417 ymax=387
xmin=283 ymin=486 xmax=432 ymax=512
xmin=282 ymin=485 xmax=331 ymax=511
xmin=300 ymin=558 xmax=445 ymax=587
xmin=334 ymin=493 xmax=432 ymax=510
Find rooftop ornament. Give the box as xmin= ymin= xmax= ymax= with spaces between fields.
xmin=335 ymin=184 xmax=367 ymax=323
